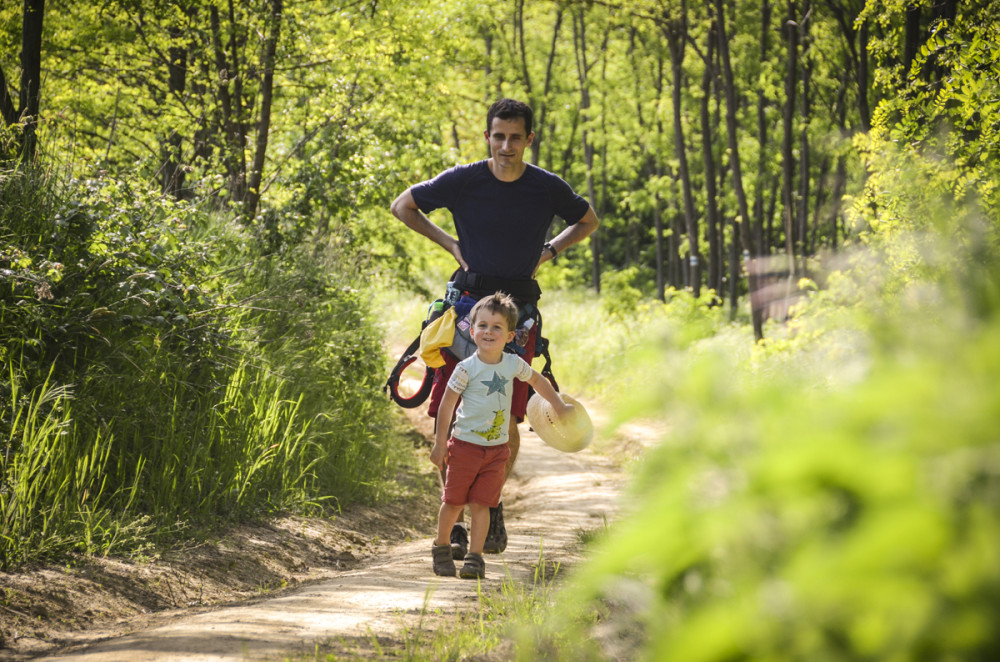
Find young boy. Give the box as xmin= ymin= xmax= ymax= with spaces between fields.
xmin=430 ymin=292 xmax=572 ymax=579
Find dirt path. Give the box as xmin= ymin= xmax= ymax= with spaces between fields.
xmin=26 ymin=403 xmax=628 ymax=661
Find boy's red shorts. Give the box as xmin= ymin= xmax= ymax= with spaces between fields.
xmin=428 ymin=324 xmax=537 ymax=422
xmin=442 ymin=437 xmax=510 ymax=508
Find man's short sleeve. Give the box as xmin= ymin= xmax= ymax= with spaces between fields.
xmin=410 ymin=164 xmax=469 ymax=214
xmin=549 ymin=174 xmax=590 ymax=225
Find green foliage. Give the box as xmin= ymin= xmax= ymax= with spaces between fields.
xmin=1 ymin=168 xmax=401 ymax=568
xmin=863 ymin=1 xmax=1000 ymax=216
xmin=518 ymin=151 xmax=1000 ymax=660
xmin=1 ymin=0 xmax=882 ymax=298
xmin=218 ymin=234 xmax=400 ymax=507
xmin=517 ymin=17 xmax=1000 ymax=646
xmin=539 ymin=285 xmax=730 ymax=410
xmin=599 ymin=267 xmax=644 ymax=320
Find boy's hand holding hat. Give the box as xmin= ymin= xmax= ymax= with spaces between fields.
xmin=526 ymin=393 xmax=593 ymax=453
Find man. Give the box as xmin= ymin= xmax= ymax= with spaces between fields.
xmin=390 ymin=98 xmax=599 ymax=557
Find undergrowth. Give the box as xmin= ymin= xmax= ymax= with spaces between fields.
xmin=1 ymin=168 xmax=401 ymax=569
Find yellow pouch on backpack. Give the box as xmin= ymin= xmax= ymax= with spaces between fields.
xmin=418 ymin=307 xmax=457 ymax=368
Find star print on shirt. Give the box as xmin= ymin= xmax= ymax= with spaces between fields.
xmin=481 ymin=371 xmax=508 ymax=396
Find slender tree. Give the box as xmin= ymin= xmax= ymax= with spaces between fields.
xmin=0 ymin=0 xmax=45 ymax=162
xmin=572 ymin=6 xmax=602 ymax=292
xmin=796 ymin=2 xmax=813 ymax=262
xmin=781 ymin=0 xmax=799 ymax=267
xmin=244 ymin=0 xmax=283 ymax=220
xmin=712 ymin=0 xmax=765 ymax=339
xmin=754 ymin=0 xmax=774 ymax=256
xmin=699 ymin=21 xmax=722 ymax=297
xmin=826 ymin=0 xmax=871 ymax=131
xmin=662 ymin=2 xmax=701 ymax=296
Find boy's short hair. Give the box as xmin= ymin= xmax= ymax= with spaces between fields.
xmin=470 ymin=292 xmax=519 ymax=332
xmin=487 ymin=98 xmax=533 ymax=136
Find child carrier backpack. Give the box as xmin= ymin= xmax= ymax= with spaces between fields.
xmin=384 ymin=274 xmax=558 ymax=408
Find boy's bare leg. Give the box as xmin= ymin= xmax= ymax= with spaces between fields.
xmin=434 ymin=412 xmax=463 ymax=521
xmin=435 ymin=502 xmax=465 ymax=546
xmin=467 ymin=502 xmax=490 ymax=555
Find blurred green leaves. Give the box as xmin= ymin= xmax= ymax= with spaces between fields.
xmin=524 ymin=158 xmax=1000 ymax=660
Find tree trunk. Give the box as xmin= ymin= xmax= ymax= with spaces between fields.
xmin=483 ymin=31 xmax=495 ymax=101
xmin=713 ymin=0 xmax=764 ymax=339
xmin=858 ymin=17 xmax=871 ymax=130
xmin=671 ymin=202 xmax=685 ymax=288
xmin=903 ymin=3 xmax=922 ymax=76
xmin=19 ymin=0 xmax=45 ymax=162
xmin=653 ymin=168 xmax=665 ymax=301
xmin=728 ymin=209 xmax=740 ymax=314
xmin=781 ymin=0 xmax=798 ymax=267
xmin=645 ymin=43 xmax=667 ymax=300
xmin=700 ymin=23 xmax=721 ymax=297
xmin=244 ymin=0 xmax=283 ymax=220
xmin=210 ymin=5 xmax=246 ymax=204
xmin=827 ymin=0 xmax=870 ymax=131
xmin=514 ymin=0 xmax=532 ymax=96
xmin=532 ymin=8 xmax=563 ymax=166
xmin=558 ymin=109 xmax=579 ymax=180
xmin=809 ymin=154 xmax=829 ymax=253
xmin=797 ymin=4 xmax=812 ymax=262
xmin=767 ymin=178 xmax=779 ymax=251
xmin=161 ymin=28 xmax=187 ymax=197
xmin=754 ymin=0 xmax=773 ymax=259
xmin=572 ymin=8 xmax=601 ymax=292
xmin=0 ymin=64 xmax=17 ymax=128
xmin=664 ymin=8 xmax=700 ymax=297
xmin=829 ymin=155 xmax=847 ymax=250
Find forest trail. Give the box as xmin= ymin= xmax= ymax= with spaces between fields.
xmin=26 ymin=403 xmax=632 ymax=661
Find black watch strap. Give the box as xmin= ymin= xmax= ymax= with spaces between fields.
xmin=543 ymin=242 xmax=558 ymax=260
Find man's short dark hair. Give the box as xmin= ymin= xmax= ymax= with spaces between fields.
xmin=487 ymin=98 xmax=533 ymax=136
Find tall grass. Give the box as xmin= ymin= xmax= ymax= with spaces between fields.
xmin=1 ymin=168 xmax=403 ymax=569
xmin=0 ymin=368 xmax=145 ymax=566
xmin=538 ymin=286 xmax=733 ymax=404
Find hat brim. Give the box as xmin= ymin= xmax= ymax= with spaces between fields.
xmin=526 ymin=393 xmax=593 ymax=453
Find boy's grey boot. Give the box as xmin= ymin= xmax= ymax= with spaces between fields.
xmin=432 ymin=544 xmax=456 ymax=576
xmin=459 ymin=552 xmax=485 ymax=579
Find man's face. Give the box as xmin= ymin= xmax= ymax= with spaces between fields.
xmin=485 ymin=116 xmax=534 ymax=169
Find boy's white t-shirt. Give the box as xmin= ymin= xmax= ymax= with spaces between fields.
xmin=447 ymin=352 xmax=533 ymax=446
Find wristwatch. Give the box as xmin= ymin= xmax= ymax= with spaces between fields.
xmin=543 ymin=242 xmax=558 ymax=260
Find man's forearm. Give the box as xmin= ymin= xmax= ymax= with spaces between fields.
xmin=549 ymin=206 xmax=599 ymax=253
xmin=407 ymin=213 xmax=457 ymax=251
xmin=391 ymin=190 xmax=461 ymax=256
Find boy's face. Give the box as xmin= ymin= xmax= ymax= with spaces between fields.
xmin=470 ymin=310 xmax=515 ymax=353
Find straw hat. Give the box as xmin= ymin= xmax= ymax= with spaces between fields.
xmin=526 ymin=393 xmax=593 ymax=453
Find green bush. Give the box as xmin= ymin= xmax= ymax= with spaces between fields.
xmin=1 ymin=169 xmax=400 ymax=568
xmin=515 ymin=109 xmax=1000 ymax=659
xmin=546 ymin=300 xmax=999 ymax=660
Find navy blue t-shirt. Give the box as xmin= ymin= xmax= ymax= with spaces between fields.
xmin=410 ymin=160 xmax=590 ymax=280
